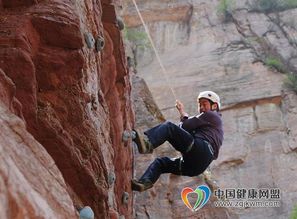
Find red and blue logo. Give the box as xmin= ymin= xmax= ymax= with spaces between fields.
xmin=181 ymin=185 xmax=211 ymax=211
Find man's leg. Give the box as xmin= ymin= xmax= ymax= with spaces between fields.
xmin=145 ymin=121 xmax=194 ymax=154
xmin=132 ymin=157 xmax=182 ymax=192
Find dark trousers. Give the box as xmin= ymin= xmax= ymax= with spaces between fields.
xmin=139 ymin=121 xmax=213 ymax=184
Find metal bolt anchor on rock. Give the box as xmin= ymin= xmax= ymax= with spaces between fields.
xmin=79 ymin=206 xmax=94 ymax=219
xmin=84 ymin=33 xmax=95 ymax=49
xmin=116 ymin=17 xmax=125 ymax=31
xmin=122 ymin=192 xmax=129 ymax=205
xmin=122 ymin=130 xmax=136 ymax=142
xmin=108 ymin=172 xmax=116 ymax=186
xmin=95 ymin=35 xmax=105 ymax=52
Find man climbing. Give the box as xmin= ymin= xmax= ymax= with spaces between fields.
xmin=131 ymin=91 xmax=224 ymax=192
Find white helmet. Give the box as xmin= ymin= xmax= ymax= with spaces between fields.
xmin=198 ymin=91 xmax=221 ymax=110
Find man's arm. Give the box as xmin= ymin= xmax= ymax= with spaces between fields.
xmin=175 ymin=100 xmax=189 ymax=120
xmin=175 ymin=100 xmax=209 ymax=132
xmin=181 ymin=114 xmax=209 ymax=132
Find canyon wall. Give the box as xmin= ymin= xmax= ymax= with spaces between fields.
xmin=123 ymin=0 xmax=297 ymax=218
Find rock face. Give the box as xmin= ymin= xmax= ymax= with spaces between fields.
xmin=0 ymin=69 xmax=77 ymax=218
xmin=123 ymin=0 xmax=297 ymax=218
xmin=0 ymin=0 xmax=133 ymax=218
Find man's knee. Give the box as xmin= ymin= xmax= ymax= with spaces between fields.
xmin=154 ymin=157 xmax=170 ymax=165
xmin=163 ymin=121 xmax=175 ymax=127
xmin=152 ymin=157 xmax=172 ymax=169
xmin=154 ymin=157 xmax=181 ymax=174
xmin=163 ymin=121 xmax=179 ymax=133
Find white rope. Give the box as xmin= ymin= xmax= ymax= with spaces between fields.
xmin=131 ymin=0 xmax=177 ymax=101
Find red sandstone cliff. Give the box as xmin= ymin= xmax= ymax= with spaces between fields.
xmin=0 ymin=0 xmax=134 ymax=218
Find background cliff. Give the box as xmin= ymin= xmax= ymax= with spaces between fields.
xmin=122 ymin=0 xmax=297 ymax=218
xmin=0 ymin=0 xmax=134 ymax=218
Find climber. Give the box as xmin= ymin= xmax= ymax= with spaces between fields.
xmin=131 ymin=91 xmax=224 ymax=192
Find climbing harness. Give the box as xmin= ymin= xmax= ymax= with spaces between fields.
xmin=131 ymin=0 xmax=177 ymax=101
xmin=185 ymin=140 xmax=194 ymax=153
xmin=203 ymin=140 xmax=214 ymax=157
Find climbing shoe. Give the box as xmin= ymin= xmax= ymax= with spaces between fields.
xmin=131 ymin=179 xmax=153 ymax=192
xmin=132 ymin=129 xmax=153 ymax=154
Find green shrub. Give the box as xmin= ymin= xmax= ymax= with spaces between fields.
xmin=283 ymin=0 xmax=297 ymax=9
xmin=249 ymin=0 xmax=297 ymax=13
xmin=258 ymin=0 xmax=280 ymax=12
xmin=124 ymin=28 xmax=150 ymax=49
xmin=290 ymin=205 xmax=297 ymax=219
xmin=217 ymin=0 xmax=235 ymax=22
xmin=265 ymin=57 xmax=286 ymax=73
xmin=285 ymin=73 xmax=297 ymax=93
